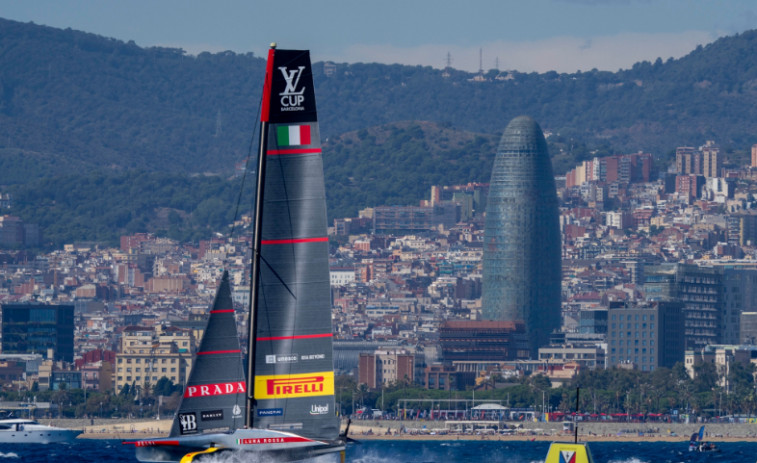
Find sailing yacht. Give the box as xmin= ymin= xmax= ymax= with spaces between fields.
xmin=124 ymin=45 xmax=345 ymax=462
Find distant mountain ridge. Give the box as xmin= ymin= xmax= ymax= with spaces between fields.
xmin=3 ymin=18 xmax=757 ymax=181
xmin=3 ymin=18 xmax=757 ymax=246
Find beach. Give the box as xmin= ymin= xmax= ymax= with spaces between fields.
xmin=346 ymin=420 xmax=757 ymax=442
xmin=46 ymin=417 xmax=757 ymax=442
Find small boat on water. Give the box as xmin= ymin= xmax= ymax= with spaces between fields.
xmin=689 ymin=425 xmax=719 ymax=452
xmin=0 ymin=418 xmax=82 ymax=443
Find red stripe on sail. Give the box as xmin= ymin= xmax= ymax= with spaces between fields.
xmin=261 ymin=237 xmax=328 ymax=245
xmin=267 ymin=148 xmax=322 ymax=155
xmin=260 ymin=48 xmax=276 ymax=122
xmin=257 ymin=333 xmax=333 ymax=341
xmin=197 ymin=349 xmax=241 ymax=355
xmin=210 ymin=309 xmax=235 ymax=314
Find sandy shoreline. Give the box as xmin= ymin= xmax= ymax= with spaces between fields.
xmin=346 ymin=421 xmax=757 ymax=443
xmin=44 ymin=418 xmax=757 ymax=443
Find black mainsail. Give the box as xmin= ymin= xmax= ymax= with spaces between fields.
xmin=169 ymin=271 xmax=246 ymax=437
xmin=126 ymin=45 xmax=344 ymax=462
xmin=249 ymin=47 xmax=339 ymax=440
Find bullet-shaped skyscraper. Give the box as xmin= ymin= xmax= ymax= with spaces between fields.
xmin=481 ymin=116 xmax=561 ymax=356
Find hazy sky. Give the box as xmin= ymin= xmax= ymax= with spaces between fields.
xmin=1 ymin=0 xmax=755 ymax=73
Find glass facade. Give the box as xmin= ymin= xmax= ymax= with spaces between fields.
xmin=481 ymin=116 xmax=561 ymax=356
xmin=1 ymin=304 xmax=74 ymax=362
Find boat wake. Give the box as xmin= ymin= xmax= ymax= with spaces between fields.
xmin=176 ymin=451 xmax=340 ymax=463
xmin=351 ymin=452 xmax=409 ymax=463
xmin=0 ymin=452 xmax=20 ymax=459
xmin=607 ymin=458 xmax=648 ymax=463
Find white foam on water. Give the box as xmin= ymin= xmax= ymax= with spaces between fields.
xmin=0 ymin=452 xmax=19 ymax=459
xmin=608 ymin=457 xmax=649 ymax=463
xmin=350 ymin=449 xmax=406 ymax=463
xmin=184 ymin=450 xmax=340 ymax=463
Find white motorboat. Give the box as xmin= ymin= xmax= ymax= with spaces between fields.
xmin=0 ymin=418 xmax=82 ymax=443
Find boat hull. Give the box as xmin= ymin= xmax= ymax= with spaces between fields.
xmin=129 ymin=428 xmax=345 ymax=462
xmin=0 ymin=427 xmax=82 ymax=444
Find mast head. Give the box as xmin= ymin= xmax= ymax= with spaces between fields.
xmin=270 ymin=42 xmax=277 ymax=49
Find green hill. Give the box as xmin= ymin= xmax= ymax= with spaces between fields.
xmin=2 ymin=18 xmax=757 ymax=246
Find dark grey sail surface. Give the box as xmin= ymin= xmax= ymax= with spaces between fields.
xmin=169 ymin=271 xmax=246 ymax=437
xmin=251 ymin=49 xmax=338 ymax=440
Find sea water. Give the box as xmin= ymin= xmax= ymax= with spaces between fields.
xmin=1 ymin=439 xmax=756 ymax=462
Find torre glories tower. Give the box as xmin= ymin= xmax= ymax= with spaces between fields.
xmin=481 ymin=116 xmax=561 ymax=356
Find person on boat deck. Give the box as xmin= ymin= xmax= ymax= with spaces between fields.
xmin=699 ymin=442 xmax=715 ymax=451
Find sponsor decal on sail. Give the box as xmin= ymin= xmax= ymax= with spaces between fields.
xmin=310 ymin=404 xmax=329 ymax=415
xmin=278 ymin=65 xmax=307 ymax=111
xmin=276 ymin=125 xmax=311 ymax=146
xmin=254 ymin=371 xmax=334 ymax=399
xmin=265 ymin=354 xmax=298 ymax=364
xmin=178 ymin=413 xmax=198 ymax=435
xmin=200 ymin=410 xmax=224 ymax=421
xmin=258 ymin=408 xmax=284 ymax=417
xmin=184 ymin=381 xmax=246 ymax=398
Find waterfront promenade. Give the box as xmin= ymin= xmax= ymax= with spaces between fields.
xmin=50 ymin=418 xmax=757 ymax=442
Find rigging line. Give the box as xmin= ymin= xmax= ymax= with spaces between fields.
xmin=259 ymin=254 xmax=296 ymax=299
xmin=229 ymin=82 xmax=264 ymax=430
xmin=229 ymin=90 xmax=264 ymax=240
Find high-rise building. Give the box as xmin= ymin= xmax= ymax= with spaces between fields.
xmin=1 ymin=303 xmax=74 ymax=362
xmin=606 ymin=301 xmax=685 ymax=371
xmin=676 ymin=147 xmax=699 ymax=175
xmin=701 ymin=140 xmax=721 ymax=178
xmin=644 ymin=263 xmax=757 ymax=351
xmin=481 ymin=116 xmax=561 ymax=355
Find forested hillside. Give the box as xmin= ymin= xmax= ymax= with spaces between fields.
xmin=2 ymin=18 xmax=757 ymax=246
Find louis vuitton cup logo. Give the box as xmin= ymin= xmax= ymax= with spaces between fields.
xmin=278 ymin=66 xmax=306 ymax=111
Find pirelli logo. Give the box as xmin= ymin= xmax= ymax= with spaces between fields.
xmin=255 ymin=371 xmax=334 ymax=399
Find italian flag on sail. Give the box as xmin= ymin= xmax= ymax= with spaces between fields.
xmin=276 ymin=124 xmax=311 ymax=146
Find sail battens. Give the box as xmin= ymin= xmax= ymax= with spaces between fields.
xmin=267 ymin=148 xmax=322 ymax=155
xmin=254 ymin=49 xmax=339 ymax=441
xmin=261 ymin=236 xmax=328 ymax=245
xmin=257 ymin=333 xmax=333 ymax=342
xmin=196 ymin=349 xmax=242 ymax=355
xmin=168 ymin=271 xmax=247 ymax=438
xmin=132 ymin=46 xmax=343 ymax=463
